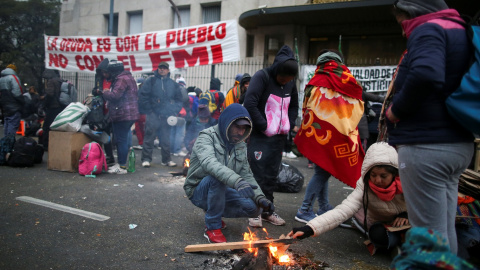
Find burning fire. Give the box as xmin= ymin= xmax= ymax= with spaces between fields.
xmin=243 ymin=228 xmax=291 ymax=265
xmin=184 ymin=158 xmax=190 ymax=167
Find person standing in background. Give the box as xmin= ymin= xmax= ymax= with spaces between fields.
xmin=41 ymin=69 xmax=65 ymax=149
xmin=0 ymin=64 xmax=24 ymax=136
xmin=243 ymin=45 xmax=299 ymax=228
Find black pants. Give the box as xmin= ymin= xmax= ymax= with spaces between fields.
xmin=247 ymin=133 xmax=286 ymax=203
xmin=42 ymin=107 xmax=64 ymax=148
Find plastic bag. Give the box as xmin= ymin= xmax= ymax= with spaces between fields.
xmin=274 ymin=162 xmax=304 ymax=193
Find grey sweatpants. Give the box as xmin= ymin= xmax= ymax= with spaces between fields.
xmin=397 ymin=142 xmax=473 ymax=254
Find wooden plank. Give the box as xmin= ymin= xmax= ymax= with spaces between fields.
xmin=184 ymin=238 xmax=294 ymax=253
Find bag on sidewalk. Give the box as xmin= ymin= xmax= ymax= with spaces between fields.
xmin=78 ymin=142 xmax=107 ymax=177
xmin=7 ymin=137 xmax=37 ymax=167
xmin=0 ymin=134 xmax=16 ymax=165
xmin=50 ymin=102 xmax=90 ymax=132
xmin=274 ymin=162 xmax=304 ymax=193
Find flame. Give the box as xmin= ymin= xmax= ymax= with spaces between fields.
xmin=184 ymin=158 xmax=190 ymax=167
xmin=243 ymin=228 xmax=292 ymax=265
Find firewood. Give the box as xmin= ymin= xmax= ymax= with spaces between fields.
xmin=184 ymin=238 xmax=294 ymax=253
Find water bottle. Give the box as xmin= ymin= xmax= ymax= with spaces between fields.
xmin=127 ymin=148 xmax=136 ymax=173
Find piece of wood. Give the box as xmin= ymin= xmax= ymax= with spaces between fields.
xmin=232 ymin=253 xmax=254 ymax=270
xmin=251 ymin=247 xmax=272 ymax=270
xmin=184 ymin=238 xmax=294 ymax=253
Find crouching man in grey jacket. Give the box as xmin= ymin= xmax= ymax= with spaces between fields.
xmin=184 ymin=103 xmax=274 ymax=243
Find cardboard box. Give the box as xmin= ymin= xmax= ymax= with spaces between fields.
xmin=48 ymin=131 xmax=91 ymax=172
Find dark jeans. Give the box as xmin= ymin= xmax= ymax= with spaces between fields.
xmin=3 ymin=111 xmax=21 ymax=136
xmin=190 ymin=175 xmax=261 ymax=230
xmin=112 ymin=120 xmax=134 ymax=166
xmin=247 ymin=133 xmax=285 ymax=203
xmin=142 ymin=113 xmax=171 ymax=163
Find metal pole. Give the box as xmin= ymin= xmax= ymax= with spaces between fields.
xmin=211 ymin=65 xmax=215 ymax=82
xmin=108 ymin=0 xmax=114 ymax=36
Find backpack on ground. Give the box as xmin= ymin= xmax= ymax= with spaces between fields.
xmin=0 ymin=135 xmax=16 ymax=165
xmin=59 ymin=80 xmax=78 ymax=107
xmin=444 ymin=12 xmax=480 ymax=135
xmin=7 ymin=137 xmax=38 ymax=167
xmin=199 ymin=90 xmax=223 ymax=114
xmin=78 ymin=142 xmax=107 ymax=177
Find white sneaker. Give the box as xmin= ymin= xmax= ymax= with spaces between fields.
xmin=142 ymin=161 xmax=151 ymax=167
xmin=132 ymin=145 xmax=143 ymax=150
xmin=108 ymin=164 xmax=127 ymax=174
xmin=161 ymin=161 xmax=176 ymax=167
xmin=108 ymin=163 xmax=120 ymax=173
xmin=285 ymin=152 xmax=297 ymax=159
xmin=153 ymin=139 xmax=159 ymax=147
xmin=262 ymin=212 xmax=286 ymax=226
xmin=173 ymin=150 xmax=187 ymax=157
xmin=248 ymin=216 xmax=263 ymax=228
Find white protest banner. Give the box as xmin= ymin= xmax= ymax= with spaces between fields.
xmin=44 ymin=20 xmax=240 ymax=74
xmin=300 ymin=65 xmax=396 ymax=93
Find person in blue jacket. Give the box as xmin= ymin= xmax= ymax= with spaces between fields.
xmin=385 ymin=0 xmax=474 ymax=254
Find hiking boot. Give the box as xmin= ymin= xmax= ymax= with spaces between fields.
xmin=142 ymin=161 xmax=151 ymax=168
xmin=316 ymin=204 xmax=334 ymax=216
xmin=108 ymin=164 xmax=127 ymax=174
xmin=132 ymin=145 xmax=143 ymax=150
xmin=262 ymin=212 xmax=286 ymax=226
xmin=204 ymin=229 xmax=226 ymax=243
xmin=248 ymin=216 xmax=263 ymax=228
xmin=295 ymin=209 xmax=316 ymax=223
xmin=161 ymin=161 xmax=176 ymax=167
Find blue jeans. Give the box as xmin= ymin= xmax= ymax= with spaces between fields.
xmin=398 ymin=142 xmax=473 ymax=254
xmin=112 ymin=120 xmax=134 ymax=166
xmin=299 ymin=165 xmax=332 ymax=214
xmin=170 ymin=122 xmax=185 ymax=153
xmin=4 ymin=111 xmax=21 ymax=136
xmin=190 ymin=175 xmax=262 ymax=230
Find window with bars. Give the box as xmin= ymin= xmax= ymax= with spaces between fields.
xmin=104 ymin=13 xmax=118 ymax=36
xmin=173 ymin=7 xmax=190 ymax=28
xmin=202 ymin=5 xmax=220 ymax=24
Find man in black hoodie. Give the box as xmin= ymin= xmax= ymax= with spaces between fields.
xmin=244 ymin=45 xmax=299 ymax=228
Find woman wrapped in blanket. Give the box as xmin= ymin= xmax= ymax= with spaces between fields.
xmin=288 ymin=142 xmax=409 ymax=253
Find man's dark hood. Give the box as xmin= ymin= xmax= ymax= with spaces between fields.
xmin=218 ymin=103 xmax=252 ymax=148
xmin=268 ymin=45 xmax=296 ymax=77
xmin=210 ymin=78 xmax=222 ymax=91
xmin=96 ymin=58 xmax=109 ymax=74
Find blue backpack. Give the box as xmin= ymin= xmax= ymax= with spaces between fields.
xmin=444 ymin=12 xmax=480 ymax=135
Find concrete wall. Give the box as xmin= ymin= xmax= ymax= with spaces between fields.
xmin=59 ymin=0 xmax=309 ymax=59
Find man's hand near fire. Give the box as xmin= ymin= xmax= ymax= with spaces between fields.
xmin=288 ymin=225 xmax=314 ymax=239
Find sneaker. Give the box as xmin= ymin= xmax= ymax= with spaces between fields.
xmin=285 ymin=152 xmax=297 ymax=159
xmin=132 ymin=145 xmax=143 ymax=150
xmin=108 ymin=163 xmax=120 ymax=173
xmin=339 ymin=218 xmax=353 ymax=228
xmin=316 ymin=204 xmax=334 ymax=216
xmin=173 ymin=150 xmax=187 ymax=157
xmin=204 ymin=229 xmax=226 ymax=243
xmin=108 ymin=164 xmax=127 ymax=174
xmin=295 ymin=209 xmax=316 ymax=223
xmin=142 ymin=161 xmax=151 ymax=168
xmin=161 ymin=161 xmax=176 ymax=167
xmin=307 ymin=163 xmax=314 ymax=169
xmin=248 ymin=216 xmax=263 ymax=228
xmin=262 ymin=212 xmax=286 ymax=226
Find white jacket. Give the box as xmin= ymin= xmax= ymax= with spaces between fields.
xmin=307 ymin=142 xmax=407 ymax=236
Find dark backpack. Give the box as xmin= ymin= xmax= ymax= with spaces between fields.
xmin=7 ymin=137 xmax=37 ymax=167
xmin=0 ymin=135 xmax=16 ymax=165
xmin=85 ymin=96 xmax=108 ymax=131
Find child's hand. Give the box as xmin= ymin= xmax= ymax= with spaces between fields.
xmin=392 ymin=217 xmax=409 ymax=227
